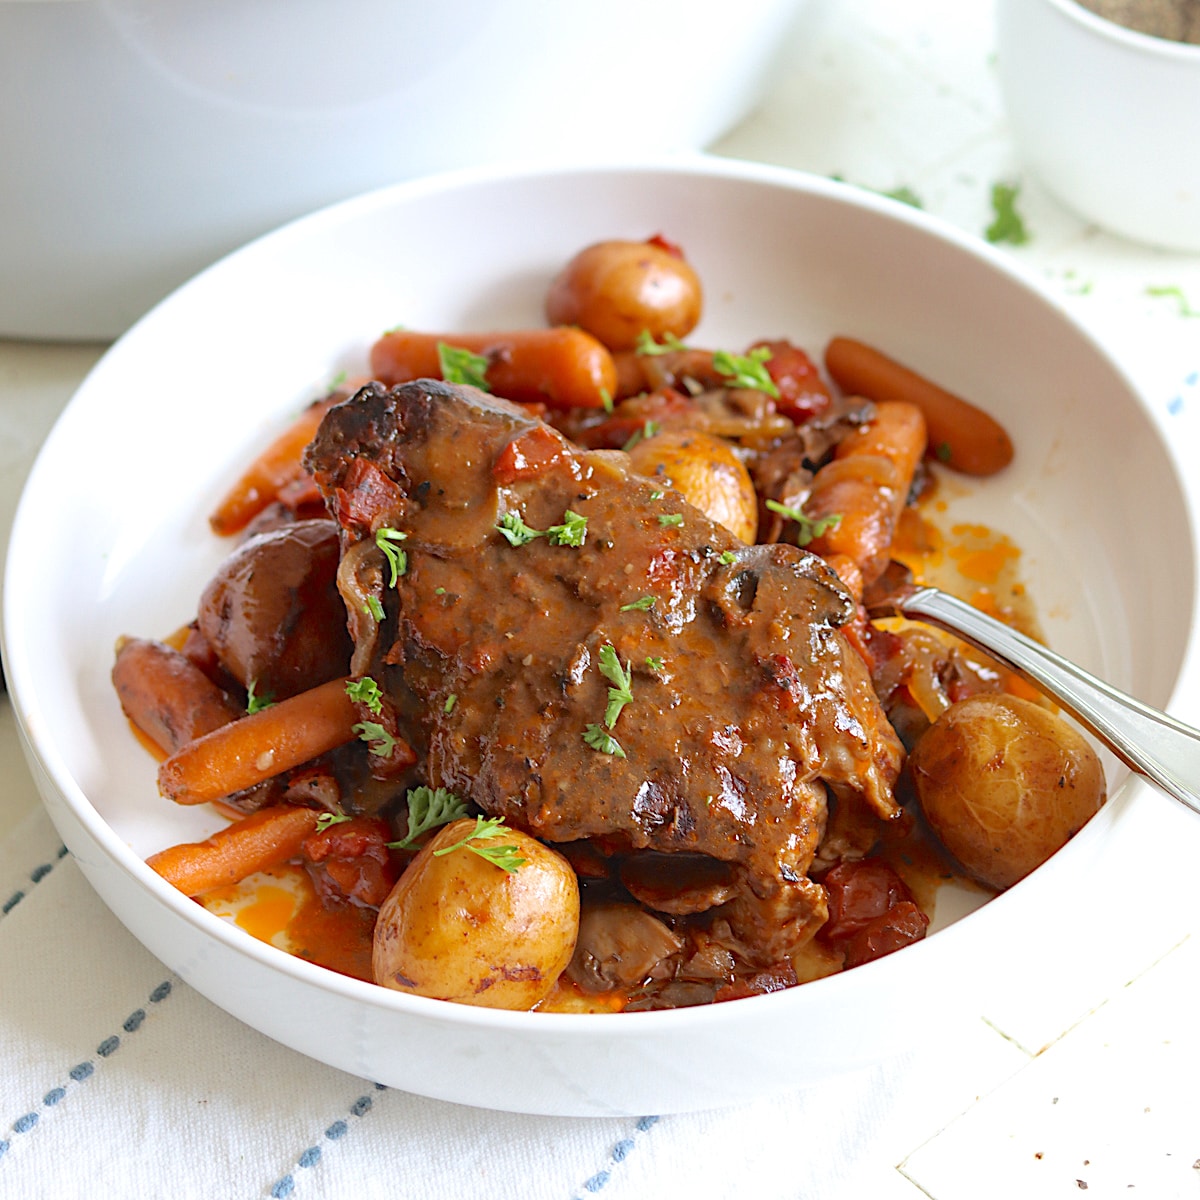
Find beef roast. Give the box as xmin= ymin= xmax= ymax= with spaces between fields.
xmin=306 ymin=380 xmax=903 ymax=962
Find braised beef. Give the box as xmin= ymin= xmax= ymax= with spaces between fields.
xmin=306 ymin=380 xmax=903 ymax=963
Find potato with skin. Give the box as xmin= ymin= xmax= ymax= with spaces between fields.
xmin=373 ymin=818 xmax=580 ymax=1009
xmin=909 ymin=693 xmax=1106 ymax=890
xmin=545 ymin=237 xmax=702 ymax=352
xmin=627 ymin=428 xmax=758 ymax=544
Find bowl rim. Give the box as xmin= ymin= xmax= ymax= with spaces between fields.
xmin=1039 ymin=0 xmax=1200 ymax=58
xmin=4 ymin=153 xmax=1197 ymax=1038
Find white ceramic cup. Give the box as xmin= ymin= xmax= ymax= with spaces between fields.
xmin=995 ymin=0 xmax=1200 ymax=251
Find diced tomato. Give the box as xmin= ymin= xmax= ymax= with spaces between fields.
xmin=492 ymin=424 xmax=569 ymax=484
xmin=302 ymin=816 xmax=398 ymax=908
xmin=333 ymin=457 xmax=406 ymax=532
xmin=819 ymin=857 xmax=929 ymax=966
xmin=646 ymin=232 xmax=685 ymax=259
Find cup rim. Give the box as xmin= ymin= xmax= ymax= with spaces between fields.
xmin=1046 ymin=0 xmax=1200 ymax=59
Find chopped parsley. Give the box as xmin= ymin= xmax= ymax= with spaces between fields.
xmin=389 ymin=785 xmax=469 ymax=849
xmin=657 ymin=513 xmax=684 ymax=528
xmin=437 ymin=341 xmax=491 ymax=390
xmin=764 ymin=499 xmax=843 ymax=547
xmin=345 ymin=676 xmax=384 ymax=715
xmin=635 ymin=330 xmax=689 ymax=356
xmin=713 ymin=346 xmax=779 ymax=397
xmin=353 ymin=720 xmax=397 ymax=758
xmin=598 ymin=644 xmax=634 ymax=727
xmin=443 ymin=693 xmax=457 ymax=714
xmin=649 ymin=489 xmax=665 ymax=500
xmin=375 ymin=527 xmax=408 ymax=585
xmin=645 ymin=655 xmax=665 ymax=672
xmin=314 ymin=812 xmax=351 ymax=833
xmin=245 ymin=680 xmax=274 ymax=714
xmin=497 ymin=508 xmax=588 ymax=547
xmin=432 ymin=815 xmax=526 ymax=872
xmin=1146 ymin=285 xmax=1200 ymax=318
xmin=620 ymin=595 xmax=656 ymax=612
xmin=583 ymin=723 xmax=627 ymax=758
xmin=718 ymin=550 xmax=737 ymax=565
xmin=363 ymin=594 xmax=384 ymax=621
xmin=985 ymin=182 xmax=1030 ymax=245
xmin=600 ymin=387 xmax=614 ymax=413
xmin=622 ymin=420 xmax=660 ymax=452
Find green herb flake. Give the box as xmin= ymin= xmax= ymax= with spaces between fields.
xmin=345 ymin=676 xmax=384 ymax=715
xmin=718 ymin=550 xmax=737 ymax=565
xmin=437 ymin=341 xmax=491 ymax=390
xmin=936 ymin=441 xmax=953 ymax=463
xmin=658 ymin=513 xmax=684 ymax=528
xmin=353 ymin=720 xmax=397 ymax=759
xmin=882 ymin=184 xmax=924 ymax=209
xmin=622 ymin=420 xmax=661 ymax=453
xmin=1146 ymin=285 xmax=1200 ymax=318
xmin=583 ymin=723 xmax=627 ymax=758
xmin=600 ymin=387 xmax=614 ymax=413
xmin=245 ymin=680 xmax=274 ymax=715
xmin=650 ymin=489 xmax=665 ymax=500
xmin=496 ymin=511 xmax=543 ymax=547
xmin=764 ymin=499 xmax=843 ymax=547
xmin=645 ymin=655 xmax=665 ymax=672
xmin=547 ymin=510 xmax=588 ymax=547
xmin=985 ymin=182 xmax=1031 ymax=245
xmin=314 ymin=812 xmax=352 ymax=834
xmin=389 ymin=785 xmax=470 ymax=850
xmin=713 ymin=346 xmax=780 ymax=397
xmin=635 ymin=330 xmax=689 ymax=356
xmin=375 ymin=527 xmax=409 ymax=586
xmin=363 ymin=594 xmax=384 ymax=621
xmin=431 ymin=815 xmax=526 ymax=872
xmin=620 ymin=595 xmax=656 ymax=613
xmin=443 ymin=693 xmax=457 ymax=714
xmin=598 ymin=644 xmax=634 ymax=727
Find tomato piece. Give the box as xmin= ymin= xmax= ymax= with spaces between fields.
xmin=751 ymin=338 xmax=833 ymax=424
xmin=820 ymin=857 xmax=929 ymax=968
xmin=302 ymin=815 xmax=398 ymax=908
xmin=492 ymin=425 xmax=569 ymax=484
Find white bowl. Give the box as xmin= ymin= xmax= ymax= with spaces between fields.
xmin=995 ymin=0 xmax=1200 ymax=250
xmin=4 ymin=159 xmax=1199 ymax=1115
xmin=0 ymin=0 xmax=802 ymax=341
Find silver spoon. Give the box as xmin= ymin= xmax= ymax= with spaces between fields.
xmin=878 ymin=584 xmax=1200 ymax=815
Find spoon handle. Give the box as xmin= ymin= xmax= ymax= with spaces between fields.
xmin=898 ymin=586 xmax=1200 ymax=816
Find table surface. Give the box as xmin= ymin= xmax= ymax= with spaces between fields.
xmin=3 ymin=2 xmax=1200 ymax=1197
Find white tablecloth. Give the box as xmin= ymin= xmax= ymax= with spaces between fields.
xmin=4 ymin=2 xmax=1200 ymax=1197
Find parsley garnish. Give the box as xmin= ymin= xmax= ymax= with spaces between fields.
xmin=650 ymin=489 xmax=665 ymax=500
xmin=718 ymin=550 xmax=737 ymax=565
xmin=600 ymin=387 xmax=614 ymax=413
xmin=497 ymin=509 xmax=587 ymax=547
xmin=432 ymin=815 xmax=526 ymax=872
xmin=443 ymin=693 xmax=457 ymax=714
xmin=598 ymin=644 xmax=634 ymax=727
xmin=935 ymin=442 xmax=953 ymax=463
xmin=345 ymin=676 xmax=384 ymax=715
xmin=547 ymin=510 xmax=588 ymax=546
xmin=658 ymin=513 xmax=684 ymax=528
xmin=363 ymin=594 xmax=384 ymax=621
xmin=620 ymin=596 xmax=656 ymax=612
xmin=622 ymin=420 xmax=660 ymax=452
xmin=635 ymin=330 xmax=689 ymax=356
xmin=764 ymin=499 xmax=843 ymax=547
xmin=713 ymin=346 xmax=779 ymax=397
xmin=314 ymin=812 xmax=351 ymax=833
xmin=437 ymin=341 xmax=491 ymax=390
xmin=645 ymin=655 xmax=665 ymax=672
xmin=389 ymin=785 xmax=470 ymax=850
xmin=376 ymin=527 xmax=408 ymax=585
xmin=583 ymin=723 xmax=627 ymax=758
xmin=353 ymin=720 xmax=397 ymax=758
xmin=1146 ymin=285 xmax=1200 ymax=318
xmin=985 ymin=182 xmax=1030 ymax=245
xmin=246 ymin=680 xmax=274 ymax=714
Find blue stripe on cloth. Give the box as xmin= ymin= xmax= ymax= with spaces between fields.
xmin=0 ymin=844 xmax=68 ymax=920
xmin=570 ymin=1115 xmax=661 ymax=1198
xmin=267 ymin=1083 xmax=388 ymax=1198
xmin=0 ymin=980 xmax=174 ymax=1159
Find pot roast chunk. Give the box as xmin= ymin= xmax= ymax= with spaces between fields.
xmin=306 ymin=380 xmax=903 ymax=962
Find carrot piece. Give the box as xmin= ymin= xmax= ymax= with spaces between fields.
xmin=369 ymin=328 xmax=618 ymax=410
xmin=112 ymin=636 xmax=243 ymax=754
xmin=824 ymin=337 xmax=1013 ymax=476
xmin=157 ymin=677 xmax=360 ymax=805
xmin=146 ymin=804 xmax=321 ymax=896
xmin=209 ymin=395 xmax=342 ymax=536
xmin=805 ymin=400 xmax=928 ymax=585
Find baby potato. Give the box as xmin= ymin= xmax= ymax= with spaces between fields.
xmin=909 ymin=693 xmax=1106 ymax=890
xmin=372 ymin=818 xmax=580 ymax=1010
xmin=627 ymin=428 xmax=758 ymax=543
xmin=545 ymin=237 xmax=702 ymax=352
